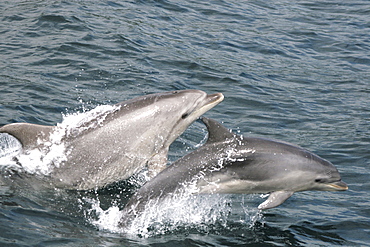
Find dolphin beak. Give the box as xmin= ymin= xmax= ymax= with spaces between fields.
xmin=206 ymin=93 xmax=224 ymax=106
xmin=326 ymin=180 xmax=348 ymax=191
xmin=192 ymin=93 xmax=224 ymax=118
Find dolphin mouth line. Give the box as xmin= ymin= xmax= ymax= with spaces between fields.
xmin=207 ymin=92 xmax=224 ymax=103
xmin=327 ymin=180 xmax=348 ymax=191
xmin=193 ymin=93 xmax=224 ymax=116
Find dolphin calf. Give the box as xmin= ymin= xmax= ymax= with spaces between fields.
xmin=0 ymin=90 xmax=224 ymax=190
xmin=120 ymin=117 xmax=347 ymax=225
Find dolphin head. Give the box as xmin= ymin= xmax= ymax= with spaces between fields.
xmin=246 ymin=150 xmax=348 ymax=210
xmin=198 ymin=118 xmax=347 ymax=210
xmin=166 ymin=90 xmax=224 ymax=142
xmin=122 ymin=90 xmax=224 ymax=148
xmin=110 ymin=90 xmax=224 ymax=179
xmin=291 ymin=154 xmax=348 ymax=192
xmin=231 ymin=144 xmax=348 ymax=193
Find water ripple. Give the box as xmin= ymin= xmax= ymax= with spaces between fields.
xmin=0 ymin=0 xmax=369 ymax=246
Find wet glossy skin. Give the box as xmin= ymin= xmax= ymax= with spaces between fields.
xmin=0 ymin=90 xmax=224 ymax=190
xmin=120 ymin=117 xmax=347 ymax=226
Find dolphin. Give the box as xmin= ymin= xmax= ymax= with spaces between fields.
xmin=120 ymin=117 xmax=347 ymax=225
xmin=0 ymin=90 xmax=224 ymax=190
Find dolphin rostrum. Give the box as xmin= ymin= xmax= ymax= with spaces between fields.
xmin=120 ymin=117 xmax=347 ymax=226
xmin=0 ymin=90 xmax=224 ymax=190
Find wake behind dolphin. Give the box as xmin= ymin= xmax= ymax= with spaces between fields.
xmin=0 ymin=90 xmax=224 ymax=190
xmin=120 ymin=118 xmax=347 ymax=227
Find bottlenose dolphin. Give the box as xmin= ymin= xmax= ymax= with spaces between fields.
xmin=120 ymin=117 xmax=347 ymax=225
xmin=0 ymin=90 xmax=224 ymax=190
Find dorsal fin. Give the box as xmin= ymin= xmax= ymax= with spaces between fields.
xmin=0 ymin=123 xmax=54 ymax=149
xmin=201 ymin=117 xmax=236 ymax=144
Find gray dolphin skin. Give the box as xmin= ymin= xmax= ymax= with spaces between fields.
xmin=120 ymin=117 xmax=347 ymax=226
xmin=0 ymin=90 xmax=224 ymax=190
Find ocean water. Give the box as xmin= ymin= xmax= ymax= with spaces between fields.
xmin=0 ymin=0 xmax=369 ymax=246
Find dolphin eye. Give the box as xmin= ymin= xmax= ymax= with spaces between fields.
xmin=315 ymin=178 xmax=328 ymax=183
xmin=181 ymin=113 xmax=189 ymax=119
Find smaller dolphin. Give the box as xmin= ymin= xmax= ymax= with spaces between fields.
xmin=120 ymin=118 xmax=347 ymax=226
xmin=0 ymin=90 xmax=224 ymax=190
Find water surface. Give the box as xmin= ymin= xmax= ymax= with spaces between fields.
xmin=0 ymin=0 xmax=369 ymax=246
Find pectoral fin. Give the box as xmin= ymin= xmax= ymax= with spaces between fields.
xmin=258 ymin=191 xmax=294 ymax=210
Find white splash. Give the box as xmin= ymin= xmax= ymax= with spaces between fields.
xmin=85 ymin=174 xmax=232 ymax=237
xmin=239 ymin=194 xmax=264 ymax=228
xmin=59 ymin=104 xmax=120 ymax=138
xmin=84 ymin=192 xmax=232 ymax=237
xmin=84 ymin=191 xmax=264 ymax=238
xmin=0 ymin=133 xmax=22 ymax=171
xmin=83 ymin=197 xmax=124 ymax=233
xmin=131 ymin=194 xmax=231 ymax=236
xmin=0 ymin=104 xmax=120 ymax=176
xmin=0 ymin=133 xmax=22 ymax=157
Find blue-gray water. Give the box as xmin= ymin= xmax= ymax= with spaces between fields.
xmin=1 ymin=0 xmax=369 ymax=246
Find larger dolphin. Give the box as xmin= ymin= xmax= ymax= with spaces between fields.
xmin=0 ymin=90 xmax=224 ymax=190
xmin=120 ymin=117 xmax=347 ymax=225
